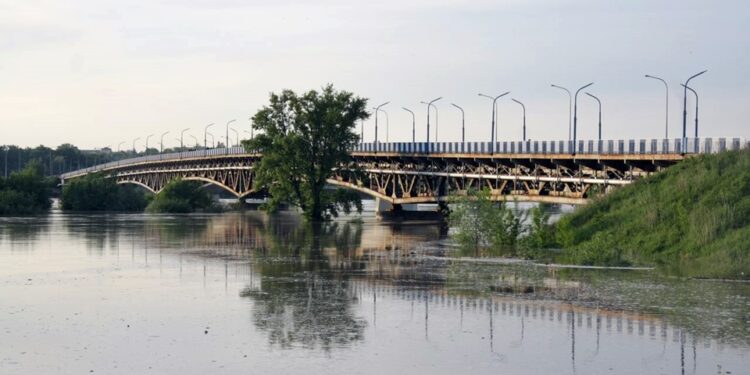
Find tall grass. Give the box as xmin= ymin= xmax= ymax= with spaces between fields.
xmin=556 ymin=149 xmax=750 ymax=279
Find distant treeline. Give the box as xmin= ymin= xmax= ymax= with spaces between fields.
xmin=0 ymin=143 xmax=217 ymax=177
xmin=0 ymin=161 xmax=54 ymax=215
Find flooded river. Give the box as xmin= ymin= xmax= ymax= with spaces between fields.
xmin=1 ymin=211 xmax=747 ymax=374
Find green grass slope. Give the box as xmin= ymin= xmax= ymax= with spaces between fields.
xmin=556 ymin=149 xmax=750 ymax=279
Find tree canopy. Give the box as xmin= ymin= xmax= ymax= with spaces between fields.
xmin=243 ymin=85 xmax=369 ymax=221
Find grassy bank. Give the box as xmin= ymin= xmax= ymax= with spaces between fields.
xmin=556 ymin=149 xmax=750 ymax=279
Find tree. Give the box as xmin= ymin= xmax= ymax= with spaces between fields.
xmin=449 ymin=189 xmax=524 ymax=257
xmin=146 ymin=179 xmax=215 ymax=213
xmin=243 ymin=85 xmax=368 ymax=221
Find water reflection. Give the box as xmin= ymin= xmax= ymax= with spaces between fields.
xmin=0 ymin=211 xmax=747 ymax=374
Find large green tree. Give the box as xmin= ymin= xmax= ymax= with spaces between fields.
xmin=243 ymin=85 xmax=368 ymax=221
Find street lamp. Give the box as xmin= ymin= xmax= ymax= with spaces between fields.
xmin=511 ymin=99 xmax=526 ymax=141
xmin=132 ymin=137 xmax=141 ymax=154
xmin=207 ymin=133 xmax=215 ymax=148
xmin=360 ymin=119 xmax=364 ymax=143
xmin=230 ymin=128 xmax=239 ymax=147
xmin=377 ymin=108 xmax=389 ymax=142
xmin=585 ymin=92 xmax=602 ymax=141
xmin=204 ymin=123 xmax=214 ymax=149
xmin=450 ymin=103 xmax=465 ymax=143
xmin=145 ymin=134 xmax=154 ymax=152
xmin=645 ymin=75 xmax=669 ymax=139
xmin=420 ymin=97 xmax=442 ymax=148
xmin=682 ymin=70 xmax=707 ymax=146
xmin=189 ymin=135 xmax=198 ymax=148
xmin=573 ymin=82 xmax=594 ymax=154
xmin=117 ymin=141 xmax=125 ymax=152
xmin=160 ymin=131 xmax=170 ymax=153
xmin=681 ymin=84 xmax=699 ymax=138
xmin=402 ymin=107 xmax=416 ymax=144
xmin=247 ymin=117 xmax=254 ymax=139
xmin=225 ymin=119 xmax=236 ymax=150
xmin=373 ymin=102 xmax=389 ymax=145
xmin=551 ymin=84 xmax=572 ymax=141
xmin=478 ymin=92 xmax=509 ymax=153
xmin=180 ymin=128 xmax=190 ymax=149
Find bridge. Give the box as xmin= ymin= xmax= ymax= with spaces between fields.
xmin=60 ymin=137 xmax=747 ymax=208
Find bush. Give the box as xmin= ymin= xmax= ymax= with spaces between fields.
xmin=146 ymin=179 xmax=215 ymax=213
xmin=0 ymin=161 xmax=52 ymax=215
xmin=61 ymin=173 xmax=150 ymax=211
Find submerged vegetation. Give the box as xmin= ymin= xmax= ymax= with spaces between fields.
xmin=448 ymin=189 xmax=555 ymax=259
xmin=146 ymin=179 xmax=217 ymax=213
xmin=0 ymin=161 xmax=53 ymax=215
xmin=450 ymin=150 xmax=750 ymax=279
xmin=61 ymin=173 xmax=150 ymax=211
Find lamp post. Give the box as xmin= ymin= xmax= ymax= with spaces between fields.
xmin=207 ymin=133 xmax=215 ymax=148
xmin=132 ymin=137 xmax=141 ymax=154
xmin=682 ymin=70 xmax=706 ymax=147
xmin=551 ymin=84 xmax=572 ymax=141
xmin=145 ymin=134 xmax=154 ymax=153
xmin=420 ymin=97 xmax=442 ymax=150
xmin=644 ymin=75 xmax=669 ymax=138
xmin=117 ymin=141 xmax=125 ymax=152
xmin=225 ymin=119 xmax=236 ymax=150
xmin=681 ymin=84 xmax=699 ymax=138
xmin=478 ymin=92 xmax=509 ymax=153
xmin=402 ymin=107 xmax=416 ymax=144
xmin=377 ymin=109 xmax=389 ymax=142
xmin=511 ymin=99 xmax=526 ymax=141
xmin=180 ymin=128 xmax=190 ymax=149
xmin=204 ymin=123 xmax=214 ymax=149
xmin=160 ymin=131 xmax=169 ymax=153
xmin=573 ymin=82 xmax=594 ymax=154
xmin=450 ymin=103 xmax=465 ymax=143
xmin=189 ymin=135 xmax=198 ymax=148
xmin=373 ymin=102 xmax=389 ymax=146
xmin=230 ymin=128 xmax=239 ymax=147
xmin=585 ymin=93 xmax=602 ymax=141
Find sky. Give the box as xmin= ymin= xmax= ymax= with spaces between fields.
xmin=1 ymin=0 xmax=748 ymax=150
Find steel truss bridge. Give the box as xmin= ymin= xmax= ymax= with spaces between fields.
xmin=61 ymin=137 xmax=748 ymax=206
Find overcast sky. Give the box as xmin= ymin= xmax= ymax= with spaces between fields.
xmin=1 ymin=0 xmax=748 ymax=149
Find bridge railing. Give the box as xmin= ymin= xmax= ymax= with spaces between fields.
xmin=353 ymin=137 xmax=747 ymax=155
xmin=61 ymin=138 xmax=747 ymax=179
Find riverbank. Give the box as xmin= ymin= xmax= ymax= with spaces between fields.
xmin=555 ymin=149 xmax=750 ymax=279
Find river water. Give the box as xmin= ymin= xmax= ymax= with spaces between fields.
xmin=0 ymin=211 xmax=747 ymax=374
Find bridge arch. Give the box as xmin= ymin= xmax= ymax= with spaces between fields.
xmin=326 ymin=179 xmax=395 ymax=203
xmin=117 ymin=180 xmax=157 ymax=194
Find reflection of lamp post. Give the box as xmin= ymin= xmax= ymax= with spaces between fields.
xmin=478 ymin=92 xmax=509 ymax=153
xmin=450 ymin=103 xmax=465 ymax=143
xmin=573 ymin=82 xmax=594 ymax=154
xmin=645 ymin=75 xmax=669 ymax=138
xmin=551 ymin=84 xmax=572 ymax=141
xmin=585 ymin=92 xmax=602 ymax=140
xmin=682 ymin=70 xmax=707 ymax=146
xmin=402 ymin=107 xmax=415 ymax=144
xmin=681 ymin=84 xmax=699 ymax=138
xmin=204 ymin=123 xmax=214 ymax=149
xmin=511 ymin=99 xmax=526 ymax=141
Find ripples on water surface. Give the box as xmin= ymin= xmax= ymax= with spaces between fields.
xmin=0 ymin=211 xmax=747 ymax=374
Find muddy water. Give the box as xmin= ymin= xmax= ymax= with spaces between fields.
xmin=0 ymin=211 xmax=747 ymax=374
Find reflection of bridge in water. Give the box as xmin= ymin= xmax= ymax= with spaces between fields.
xmin=61 ymin=137 xmax=748 ymax=208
